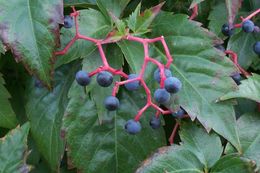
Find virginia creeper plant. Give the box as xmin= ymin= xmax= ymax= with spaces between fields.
xmin=0 ymin=0 xmax=260 ymax=173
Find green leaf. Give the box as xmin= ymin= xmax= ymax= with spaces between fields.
xmin=179 ymin=121 xmax=223 ymax=168
xmin=227 ymin=31 xmax=260 ymax=69
xmin=235 ymin=113 xmax=260 ymax=171
xmin=63 ymin=86 xmax=166 ymax=173
xmin=25 ymin=64 xmax=78 ymax=171
xmin=64 ymin=0 xmax=97 ymax=8
xmin=0 ymin=123 xmax=31 ymax=173
xmin=127 ymin=3 xmax=163 ymax=34
xmin=208 ymin=1 xmax=227 ymax=37
xmin=211 ymin=154 xmax=254 ymax=173
xmin=225 ymin=0 xmax=242 ymax=24
xmin=0 ymin=73 xmax=18 ymax=129
xmin=135 ymin=145 xmax=204 ymax=173
xmin=190 ymin=0 xmax=205 ymax=8
xmin=56 ymin=9 xmax=111 ymax=67
xmin=97 ymin=0 xmax=130 ymax=20
xmin=150 ymin=12 xmax=241 ymax=151
xmin=0 ymin=0 xmax=63 ymax=88
xmin=82 ymin=44 xmax=124 ymax=122
xmin=117 ymin=41 xmax=144 ymax=73
xmin=220 ymin=73 xmax=260 ymax=102
xmin=0 ymin=42 xmax=5 ymax=54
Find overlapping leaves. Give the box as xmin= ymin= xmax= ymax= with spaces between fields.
xmin=56 ymin=9 xmax=111 ymax=67
xmin=63 ymin=85 xmax=166 ymax=173
xmin=25 ymin=64 xmax=78 ymax=171
xmin=0 ymin=0 xmax=63 ymax=88
xmin=0 ymin=73 xmax=17 ymax=129
xmin=136 ymin=122 xmax=254 ymax=173
xmin=220 ymin=73 xmax=260 ymax=102
xmin=0 ymin=123 xmax=30 ymax=173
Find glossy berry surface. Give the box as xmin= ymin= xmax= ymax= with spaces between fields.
xmin=221 ymin=23 xmax=234 ymax=36
xmin=64 ymin=15 xmax=73 ymax=28
xmin=172 ymin=107 xmax=186 ymax=118
xmin=125 ymin=74 xmax=140 ymax=91
xmin=253 ymin=41 xmax=260 ymax=55
xmin=242 ymin=20 xmax=255 ymax=33
xmin=96 ymin=71 xmax=113 ymax=87
xmin=75 ymin=70 xmax=91 ymax=86
xmin=104 ymin=96 xmax=119 ymax=111
xmin=154 ymin=88 xmax=170 ymax=104
xmin=231 ymin=73 xmax=241 ymax=85
xmin=154 ymin=68 xmax=172 ymax=83
xmin=149 ymin=116 xmax=161 ymax=129
xmin=125 ymin=119 xmax=141 ymax=134
xmin=164 ymin=77 xmax=182 ymax=93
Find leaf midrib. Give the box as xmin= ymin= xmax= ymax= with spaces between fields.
xmin=26 ymin=0 xmax=48 ymax=83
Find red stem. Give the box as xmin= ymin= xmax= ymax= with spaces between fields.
xmin=225 ymin=50 xmax=251 ymax=77
xmin=56 ymin=7 xmax=177 ymax=122
xmin=233 ymin=8 xmax=260 ymax=28
xmin=169 ymin=122 xmax=179 ymax=145
xmin=189 ymin=4 xmax=198 ymax=20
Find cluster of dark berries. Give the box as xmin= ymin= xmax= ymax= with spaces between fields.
xmin=75 ymin=67 xmax=183 ymax=134
xmin=221 ymin=20 xmax=260 ymax=55
xmin=62 ymin=13 xmax=184 ymax=135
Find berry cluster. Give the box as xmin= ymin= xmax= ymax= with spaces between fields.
xmin=56 ymin=7 xmax=185 ymax=135
xmin=221 ymin=9 xmax=260 ymax=56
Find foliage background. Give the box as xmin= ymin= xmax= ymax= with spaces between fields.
xmin=0 ymin=0 xmax=260 ymax=172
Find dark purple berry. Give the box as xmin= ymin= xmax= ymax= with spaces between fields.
xmin=104 ymin=96 xmax=119 ymax=111
xmin=154 ymin=88 xmax=171 ymax=104
xmin=253 ymin=41 xmax=260 ymax=55
xmin=154 ymin=68 xmax=172 ymax=83
xmin=172 ymin=107 xmax=186 ymax=118
xmin=96 ymin=71 xmax=113 ymax=87
xmin=164 ymin=77 xmax=182 ymax=93
xmin=125 ymin=74 xmax=140 ymax=91
xmin=64 ymin=15 xmax=73 ymax=28
xmin=242 ymin=20 xmax=255 ymax=33
xmin=75 ymin=70 xmax=91 ymax=86
xmin=125 ymin=119 xmax=141 ymax=134
xmin=222 ymin=23 xmax=234 ymax=36
xmin=149 ymin=116 xmax=161 ymax=129
xmin=231 ymin=73 xmax=241 ymax=85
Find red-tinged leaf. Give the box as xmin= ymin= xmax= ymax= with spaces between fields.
xmin=0 ymin=123 xmax=31 ymax=173
xmin=0 ymin=0 xmax=63 ymax=88
xmin=190 ymin=0 xmax=205 ymax=9
xmin=127 ymin=3 xmax=164 ymax=35
xmin=225 ymin=0 xmax=242 ymax=24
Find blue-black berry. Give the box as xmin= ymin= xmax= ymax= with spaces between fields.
xmin=64 ymin=15 xmax=73 ymax=28
xmin=96 ymin=71 xmax=113 ymax=87
xmin=104 ymin=96 xmax=119 ymax=111
xmin=125 ymin=74 xmax=140 ymax=91
xmin=75 ymin=70 xmax=91 ymax=86
xmin=164 ymin=77 xmax=182 ymax=93
xmin=253 ymin=41 xmax=260 ymax=55
xmin=154 ymin=88 xmax=170 ymax=104
xmin=222 ymin=23 xmax=234 ymax=36
xmin=172 ymin=107 xmax=186 ymax=118
xmin=231 ymin=73 xmax=241 ymax=85
xmin=154 ymin=68 xmax=172 ymax=83
xmin=149 ymin=116 xmax=161 ymax=129
xmin=125 ymin=119 xmax=141 ymax=134
xmin=242 ymin=20 xmax=255 ymax=33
